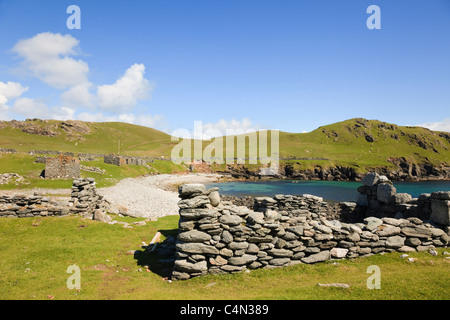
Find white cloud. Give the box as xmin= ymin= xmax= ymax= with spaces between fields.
xmin=11 ymin=97 xmax=49 ymax=118
xmin=76 ymin=111 xmax=167 ymax=131
xmin=418 ymin=118 xmax=450 ymax=132
xmin=0 ymin=81 xmax=29 ymax=110
xmin=170 ymin=118 xmax=267 ymax=140
xmin=201 ymin=118 xmax=265 ymax=139
xmin=97 ymin=63 xmax=152 ymax=112
xmin=7 ymin=33 xmax=158 ymax=127
xmin=61 ymin=82 xmax=95 ymax=108
xmin=12 ymin=32 xmax=89 ymax=89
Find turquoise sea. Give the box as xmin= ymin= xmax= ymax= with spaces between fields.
xmin=205 ymin=180 xmax=450 ymax=202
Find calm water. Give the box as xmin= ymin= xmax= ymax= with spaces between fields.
xmin=206 ymin=180 xmax=450 ymax=202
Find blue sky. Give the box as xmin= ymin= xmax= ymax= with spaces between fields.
xmin=0 ymin=0 xmax=449 ymax=136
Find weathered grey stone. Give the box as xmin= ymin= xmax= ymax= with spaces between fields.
xmin=221 ymin=230 xmax=233 ymax=244
xmin=315 ymin=224 xmax=333 ymax=234
xmin=209 ymin=256 xmax=228 ymax=266
xmin=401 ymin=226 xmax=433 ymax=239
xmin=228 ymin=254 xmax=257 ymax=265
xmin=364 ymin=217 xmax=383 ymax=230
xmin=228 ymin=241 xmax=249 ymax=250
xmin=178 ymin=196 xmax=210 ymax=209
xmin=93 ymin=209 xmax=112 ymax=223
xmin=330 ymin=247 xmax=348 ymax=258
xmin=209 ymin=191 xmax=221 ymax=207
xmin=247 ymin=211 xmax=265 ymax=225
xmin=430 ymin=191 xmax=450 ymax=200
xmin=177 ymin=230 xmax=211 ymax=242
xmin=172 ymin=271 xmax=191 ymax=280
xmin=220 ymin=265 xmax=245 ymax=272
xmin=301 ymin=251 xmax=330 ymax=264
xmin=174 ymin=259 xmax=207 ymax=273
xmin=347 ymin=232 xmax=361 ymax=242
xmin=248 ymin=235 xmax=273 ymax=243
xmin=377 ymin=226 xmax=401 ymax=237
xmin=385 ymin=235 xmax=405 ymax=249
xmin=246 ymin=243 xmax=259 ymax=254
xmin=405 ymin=237 xmax=421 ymax=247
xmin=391 ymin=193 xmax=413 ymax=204
xmin=267 ymin=248 xmax=293 ymax=257
xmin=398 ymin=246 xmax=416 ymax=252
xmin=269 ymin=258 xmax=291 ymax=266
xmin=179 ymin=208 xmax=217 ymax=219
xmin=248 ymin=261 xmax=263 ymax=269
xmin=178 ymin=184 xmax=206 ymax=197
xmin=377 ymin=183 xmax=397 ymax=204
xmin=381 ymin=217 xmax=403 ymax=226
xmin=286 ymin=226 xmax=304 ymax=236
xmin=219 ymin=248 xmax=233 ymax=257
xmin=430 ymin=199 xmax=450 ymax=226
xmin=219 ymin=214 xmax=242 ymax=226
xmin=176 ymin=242 xmax=219 ymax=254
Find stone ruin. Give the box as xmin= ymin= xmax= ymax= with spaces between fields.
xmin=104 ymin=154 xmax=147 ymax=166
xmin=0 ymin=178 xmax=110 ymax=220
xmin=44 ymin=154 xmax=80 ymax=179
xmin=171 ymin=174 xmax=450 ymax=280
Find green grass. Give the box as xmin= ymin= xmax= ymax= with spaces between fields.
xmin=0 ymin=215 xmax=448 ymax=300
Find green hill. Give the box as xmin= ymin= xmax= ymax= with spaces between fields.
xmin=0 ymin=117 xmax=449 ymax=184
xmin=278 ymin=118 xmax=450 ymax=171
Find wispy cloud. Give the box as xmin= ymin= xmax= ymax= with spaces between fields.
xmin=418 ymin=118 xmax=450 ymax=132
xmin=12 ymin=32 xmax=89 ymax=89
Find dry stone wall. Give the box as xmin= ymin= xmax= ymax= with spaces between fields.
xmin=0 ymin=178 xmax=108 ymax=219
xmin=172 ymin=177 xmax=450 ymax=280
xmin=0 ymin=193 xmax=69 ymax=218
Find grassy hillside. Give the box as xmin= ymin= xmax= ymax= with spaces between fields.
xmin=278 ymin=118 xmax=450 ymax=172
xmin=0 ymin=118 xmax=449 ymax=180
xmin=0 ymin=120 xmax=175 ymax=157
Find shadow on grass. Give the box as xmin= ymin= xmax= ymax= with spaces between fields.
xmin=133 ymin=228 xmax=178 ymax=279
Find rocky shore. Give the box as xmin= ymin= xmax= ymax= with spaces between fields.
xmin=220 ymin=160 xmax=450 ymax=182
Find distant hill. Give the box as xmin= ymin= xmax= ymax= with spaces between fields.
xmin=0 ymin=117 xmax=449 ymax=180
xmin=0 ymin=119 xmax=174 ymax=157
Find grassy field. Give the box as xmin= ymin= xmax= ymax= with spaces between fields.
xmin=0 ymin=215 xmax=448 ymax=300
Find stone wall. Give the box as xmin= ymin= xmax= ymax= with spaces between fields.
xmin=44 ymin=155 xmax=80 ymax=179
xmin=171 ymin=179 xmax=450 ymax=280
xmin=104 ymin=154 xmax=148 ymax=166
xmin=356 ymin=172 xmax=450 ymax=225
xmin=0 ymin=178 xmax=107 ymax=219
xmin=0 ymin=194 xmax=69 ymax=218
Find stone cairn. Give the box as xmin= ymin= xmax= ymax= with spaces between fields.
xmin=172 ymin=176 xmax=450 ymax=281
xmin=69 ymin=178 xmax=110 ymax=221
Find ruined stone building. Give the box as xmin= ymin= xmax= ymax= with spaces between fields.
xmin=44 ymin=155 xmax=80 ymax=179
